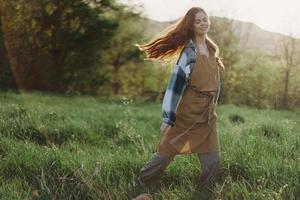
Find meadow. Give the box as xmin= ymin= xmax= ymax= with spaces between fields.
xmin=0 ymin=91 xmax=299 ymax=200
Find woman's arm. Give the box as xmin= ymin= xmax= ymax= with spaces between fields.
xmin=214 ymin=80 xmax=221 ymax=105
xmin=215 ymin=57 xmax=225 ymax=105
xmin=162 ymin=48 xmax=192 ymax=127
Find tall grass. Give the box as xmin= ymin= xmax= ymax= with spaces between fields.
xmin=0 ymin=91 xmax=299 ymax=199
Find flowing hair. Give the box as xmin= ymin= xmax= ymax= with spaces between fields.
xmin=135 ymin=7 xmax=225 ymax=69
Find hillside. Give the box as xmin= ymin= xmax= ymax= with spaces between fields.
xmin=141 ymin=16 xmax=300 ymax=55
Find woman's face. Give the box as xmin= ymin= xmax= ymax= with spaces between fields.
xmin=192 ymin=11 xmax=210 ymax=35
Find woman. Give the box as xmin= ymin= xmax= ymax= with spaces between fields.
xmin=132 ymin=6 xmax=225 ymax=197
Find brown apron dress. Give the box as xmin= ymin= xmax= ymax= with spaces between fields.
xmin=156 ymin=42 xmax=220 ymax=157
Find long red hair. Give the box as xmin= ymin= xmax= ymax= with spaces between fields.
xmin=135 ymin=7 xmax=225 ymax=69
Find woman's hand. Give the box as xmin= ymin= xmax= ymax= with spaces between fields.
xmin=160 ymin=122 xmax=171 ymax=136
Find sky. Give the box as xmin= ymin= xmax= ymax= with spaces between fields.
xmin=118 ymin=0 xmax=300 ymax=38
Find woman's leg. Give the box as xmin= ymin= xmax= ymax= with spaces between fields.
xmin=126 ymin=152 xmax=175 ymax=198
xmin=196 ymin=151 xmax=220 ymax=191
xmin=138 ymin=152 xmax=176 ymax=184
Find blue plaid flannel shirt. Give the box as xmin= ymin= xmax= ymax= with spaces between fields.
xmin=162 ymin=39 xmax=221 ymax=127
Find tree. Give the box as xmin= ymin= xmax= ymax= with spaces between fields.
xmin=0 ymin=0 xmax=118 ymax=92
xmin=99 ymin=4 xmax=153 ymax=97
xmin=273 ymin=34 xmax=300 ymax=109
xmin=0 ymin=17 xmax=16 ymax=89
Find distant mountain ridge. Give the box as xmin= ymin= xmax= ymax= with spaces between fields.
xmin=228 ymin=17 xmax=295 ymax=53
xmin=142 ymin=16 xmax=299 ymax=55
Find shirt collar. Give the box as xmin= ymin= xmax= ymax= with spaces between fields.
xmin=186 ymin=38 xmax=216 ymax=54
xmin=186 ymin=39 xmax=195 ymax=49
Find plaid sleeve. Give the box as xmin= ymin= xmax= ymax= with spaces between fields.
xmin=162 ymin=49 xmax=190 ymax=127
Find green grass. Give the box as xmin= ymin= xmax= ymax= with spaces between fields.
xmin=0 ymin=91 xmax=299 ymax=199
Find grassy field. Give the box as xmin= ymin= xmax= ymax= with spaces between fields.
xmin=0 ymin=91 xmax=299 ymax=200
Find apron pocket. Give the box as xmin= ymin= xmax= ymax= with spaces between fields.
xmin=176 ymin=95 xmax=210 ymax=125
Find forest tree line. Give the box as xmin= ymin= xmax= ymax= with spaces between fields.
xmin=0 ymin=0 xmax=300 ymax=110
